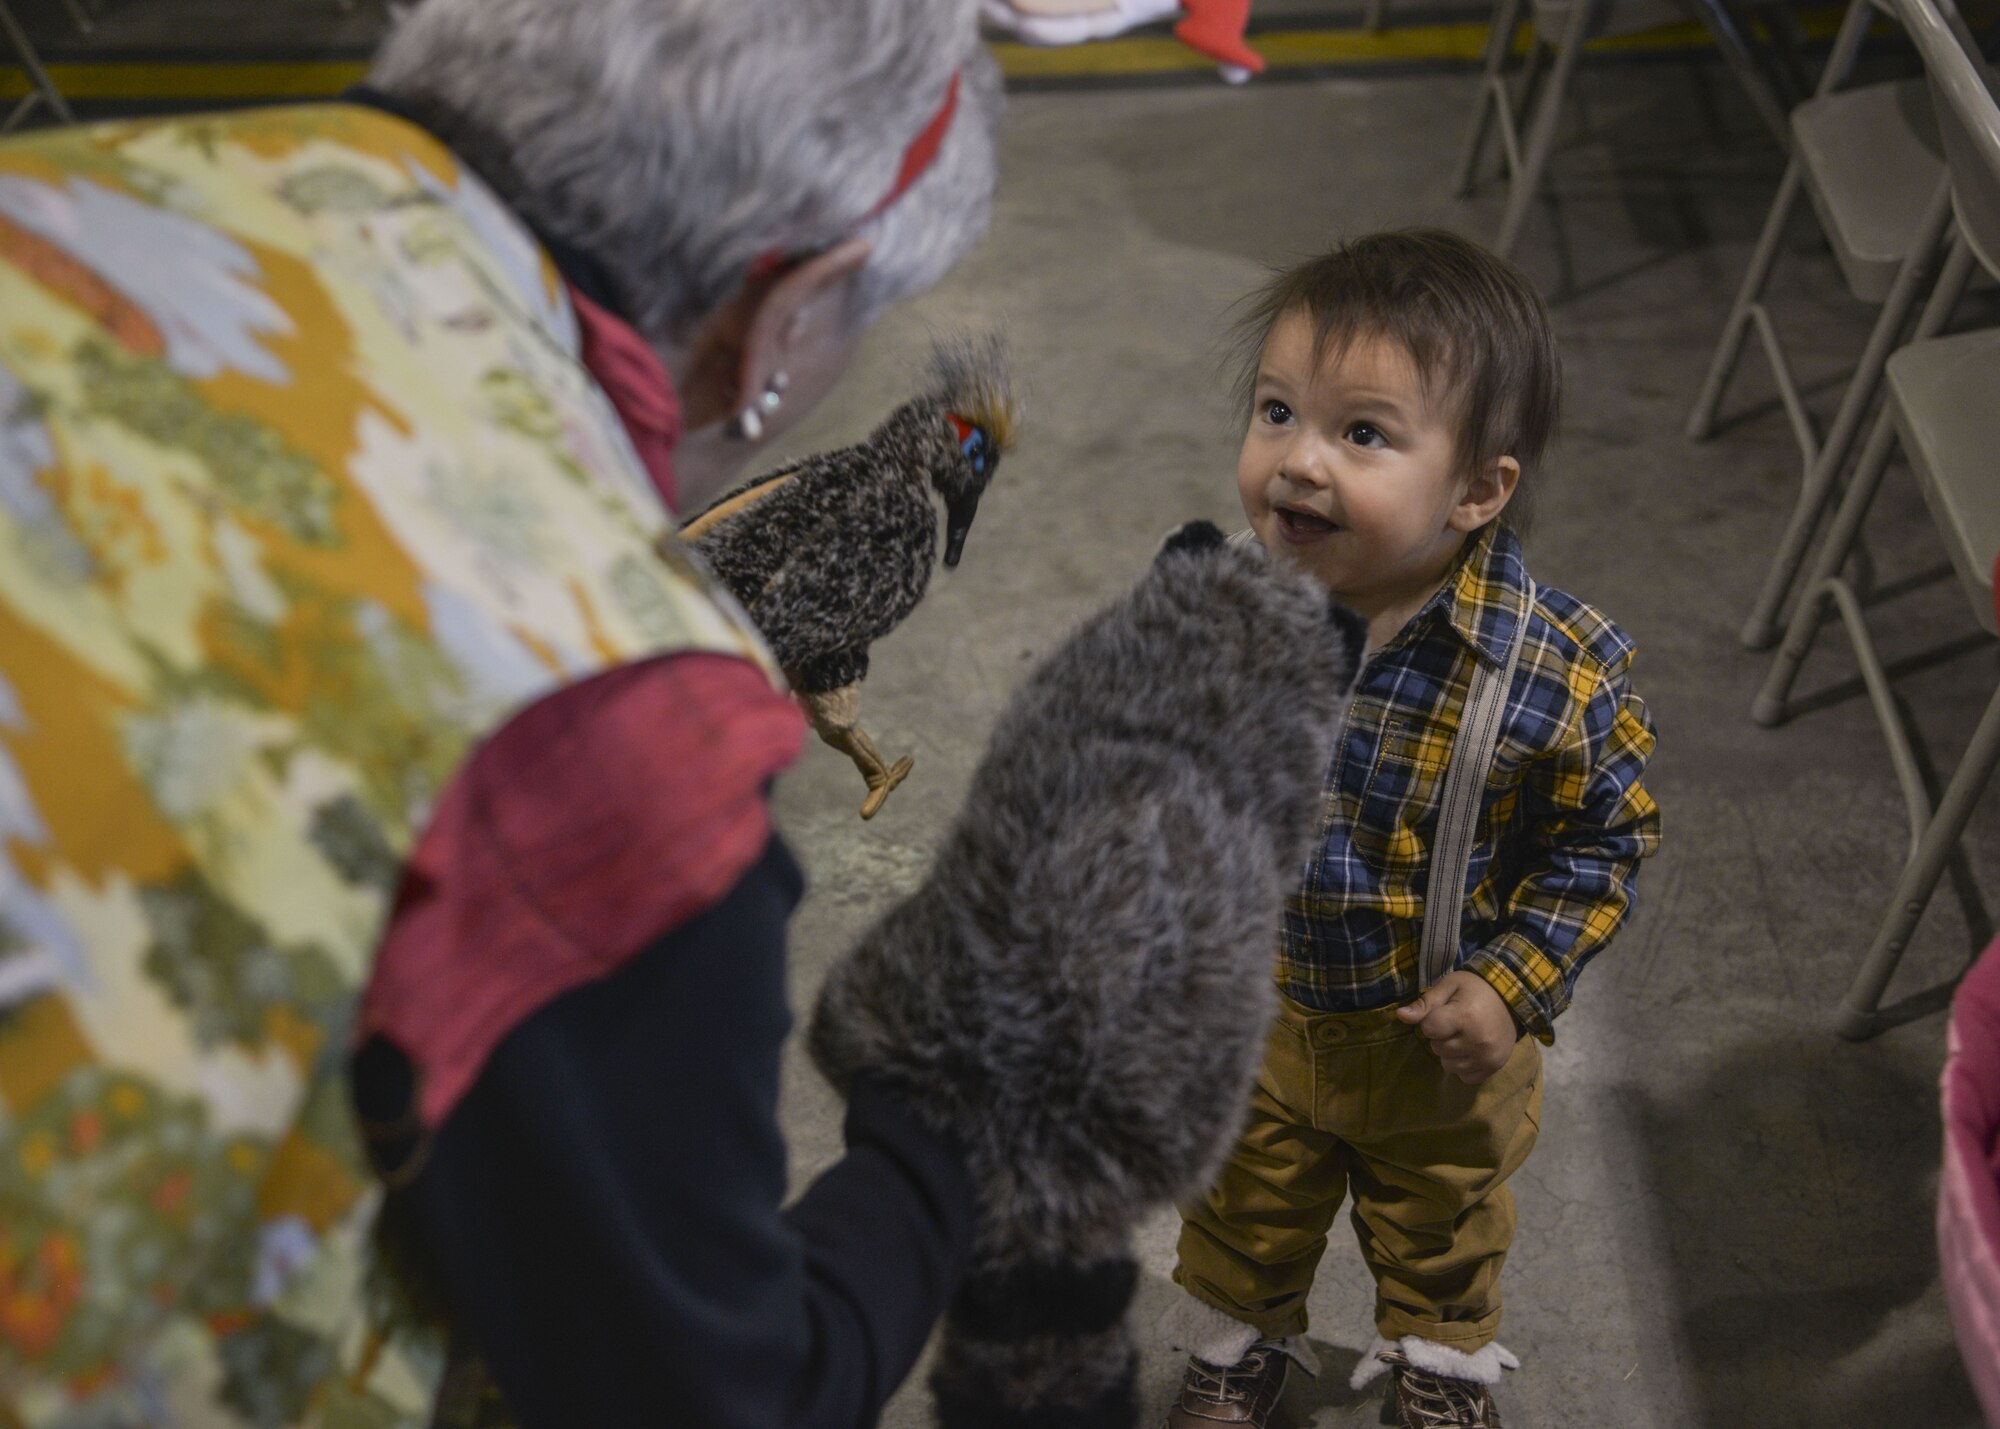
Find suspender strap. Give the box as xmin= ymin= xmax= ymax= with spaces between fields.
xmin=1419 ymin=578 xmax=1535 ymax=989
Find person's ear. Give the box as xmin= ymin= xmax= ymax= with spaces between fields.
xmin=675 ymin=238 xmax=874 ymax=436
xmin=734 ymin=238 xmax=873 ymax=416
xmin=1448 ymin=454 xmax=1520 ymax=533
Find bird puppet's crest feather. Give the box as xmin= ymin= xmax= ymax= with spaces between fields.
xmin=930 ymin=333 xmax=1020 ymax=454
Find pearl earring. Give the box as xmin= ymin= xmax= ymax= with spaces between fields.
xmin=731 ymin=372 xmax=789 ymax=442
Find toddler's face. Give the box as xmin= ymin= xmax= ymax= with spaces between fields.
xmin=1236 ymin=313 xmax=1475 ymax=624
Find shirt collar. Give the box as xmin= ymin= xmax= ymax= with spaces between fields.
xmin=1382 ymin=524 xmax=1527 ymax=669
xmin=565 ymin=282 xmax=682 ymax=512
xmin=1441 ymin=524 xmax=1530 ymax=667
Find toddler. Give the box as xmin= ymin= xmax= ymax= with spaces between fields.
xmin=1163 ymin=230 xmax=1661 ymax=1429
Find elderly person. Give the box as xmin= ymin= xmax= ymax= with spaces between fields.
xmin=0 ymin=1 xmax=997 ymax=1425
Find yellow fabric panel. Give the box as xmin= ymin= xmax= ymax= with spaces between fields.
xmin=0 ymin=101 xmax=784 ymax=1419
xmin=0 ymin=600 xmax=186 ymax=889
xmin=198 ymin=237 xmax=427 ymax=631
xmin=255 ymin=1126 xmax=366 ymax=1233
xmin=0 ymin=998 xmax=95 ymax=1120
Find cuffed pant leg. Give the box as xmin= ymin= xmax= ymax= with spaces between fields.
xmin=1173 ymin=1012 xmax=1346 ymax=1340
xmin=1344 ymin=1033 xmax=1542 ymax=1351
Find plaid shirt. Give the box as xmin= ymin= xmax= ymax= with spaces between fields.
xmin=1279 ymin=524 xmax=1661 ymax=1039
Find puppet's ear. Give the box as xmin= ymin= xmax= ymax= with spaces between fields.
xmin=1157 ymin=520 xmax=1226 ymax=559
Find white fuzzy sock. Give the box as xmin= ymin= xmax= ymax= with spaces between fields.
xmin=1161 ymin=1295 xmax=1260 ymax=1367
xmin=1349 ymin=1333 xmax=1520 ymax=1390
xmin=1159 ymin=1296 xmax=1321 ymax=1377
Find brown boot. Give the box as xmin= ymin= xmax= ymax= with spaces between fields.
xmin=1163 ymin=1340 xmax=1290 ymax=1427
xmin=1383 ymin=1350 xmax=1504 ymax=1429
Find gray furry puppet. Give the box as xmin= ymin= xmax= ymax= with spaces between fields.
xmin=810 ymin=520 xmax=1365 ymax=1428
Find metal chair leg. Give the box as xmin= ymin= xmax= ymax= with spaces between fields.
xmin=1452 ymin=0 xmax=1526 ymax=195
xmin=1685 ymin=158 xmax=1807 ymax=442
xmin=1684 ymin=0 xmax=1879 ymax=444
xmin=1751 ymin=401 xmax=1902 ymax=727
xmin=1738 ymin=176 xmax=1958 ymax=651
xmin=1750 ymin=231 xmax=1977 ymax=727
xmin=1683 ymin=0 xmax=1793 ymax=148
xmin=1493 ymin=0 xmax=1594 ymax=259
xmin=1837 ymin=681 xmax=2000 ymax=1039
xmin=0 ymin=0 xmax=76 ymax=131
xmin=1756 ymin=0 xmax=1815 ymax=102
xmin=1503 ymin=30 xmax=1553 ymax=176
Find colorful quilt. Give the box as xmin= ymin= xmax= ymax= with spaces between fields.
xmin=0 ymin=105 xmax=770 ymax=1424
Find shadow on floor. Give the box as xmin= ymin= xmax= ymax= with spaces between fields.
xmin=1629 ymin=1032 xmax=1980 ymax=1426
xmin=1285 ymin=1339 xmax=1379 ymax=1422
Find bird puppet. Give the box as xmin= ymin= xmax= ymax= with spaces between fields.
xmin=682 ymin=335 xmax=1018 ymax=819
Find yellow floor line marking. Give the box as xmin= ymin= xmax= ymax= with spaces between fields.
xmin=0 ymin=59 xmax=369 ymax=101
xmin=0 ymin=11 xmax=1855 ymax=101
xmin=997 ymin=8 xmax=1849 ymax=75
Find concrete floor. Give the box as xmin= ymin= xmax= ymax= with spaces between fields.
xmin=9 ymin=6 xmax=1985 ymax=1419
xmin=760 ymin=56 xmax=1996 ymax=1429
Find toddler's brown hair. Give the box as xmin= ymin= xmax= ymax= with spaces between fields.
xmin=1232 ymin=228 xmax=1561 ymax=536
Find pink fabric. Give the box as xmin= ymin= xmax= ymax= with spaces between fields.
xmin=1941 ymin=933 xmax=2000 ymax=1425
xmin=359 ymin=654 xmax=805 ymax=1128
xmin=567 ymin=281 xmax=682 ymax=512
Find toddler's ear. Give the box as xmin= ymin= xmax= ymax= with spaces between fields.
xmin=1328 ymin=601 xmax=1367 ymax=683
xmin=1157 ymin=520 xmax=1226 ymax=559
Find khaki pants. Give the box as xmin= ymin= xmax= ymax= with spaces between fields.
xmin=1174 ymin=993 xmax=1541 ymax=1349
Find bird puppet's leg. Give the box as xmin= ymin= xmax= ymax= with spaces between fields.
xmin=826 ymin=725 xmax=915 ymax=821
xmin=798 ymin=684 xmax=914 ymax=820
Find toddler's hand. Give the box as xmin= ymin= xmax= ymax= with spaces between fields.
xmin=1395 ymin=971 xmax=1519 ymax=1085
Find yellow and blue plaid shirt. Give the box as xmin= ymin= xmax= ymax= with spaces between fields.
xmin=1281 ymin=523 xmax=1661 ymax=1039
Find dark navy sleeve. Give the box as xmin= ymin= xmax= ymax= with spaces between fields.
xmin=396 ymin=836 xmax=976 ymax=1429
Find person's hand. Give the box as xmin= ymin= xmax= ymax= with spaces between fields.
xmin=1394 ymin=971 xmax=1520 ymax=1085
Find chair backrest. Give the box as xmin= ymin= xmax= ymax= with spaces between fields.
xmin=1899 ymin=0 xmax=2000 ymax=279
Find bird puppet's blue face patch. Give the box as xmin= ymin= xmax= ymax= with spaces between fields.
xmin=947 ymin=412 xmax=990 ymax=475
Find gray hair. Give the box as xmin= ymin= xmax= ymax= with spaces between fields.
xmin=370 ymin=0 xmax=1000 ymax=343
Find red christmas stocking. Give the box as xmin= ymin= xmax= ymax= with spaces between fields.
xmin=1174 ymin=0 xmax=1265 ymax=73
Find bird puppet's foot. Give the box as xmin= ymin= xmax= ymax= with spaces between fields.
xmin=813 ymin=719 xmax=915 ymax=820
xmin=860 ymin=754 xmax=915 ymax=820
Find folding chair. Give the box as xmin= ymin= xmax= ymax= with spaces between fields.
xmin=1753 ymin=0 xmax=2000 ymax=1040
xmin=1454 ymin=0 xmax=1792 ymax=258
xmin=0 ymin=0 xmax=75 ymax=132
xmin=1688 ymin=0 xmax=1970 ymax=655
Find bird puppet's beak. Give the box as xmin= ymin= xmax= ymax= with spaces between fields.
xmin=943 ymin=490 xmax=982 ymax=569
